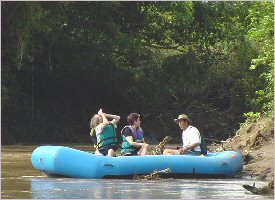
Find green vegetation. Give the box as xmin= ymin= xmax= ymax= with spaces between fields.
xmin=1 ymin=1 xmax=273 ymax=144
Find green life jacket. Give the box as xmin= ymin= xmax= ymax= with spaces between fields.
xmin=200 ymin=135 xmax=208 ymax=155
xmin=121 ymin=126 xmax=144 ymax=154
xmin=91 ymin=124 xmax=118 ymax=150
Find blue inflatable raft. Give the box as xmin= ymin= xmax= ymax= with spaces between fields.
xmin=31 ymin=146 xmax=243 ymax=179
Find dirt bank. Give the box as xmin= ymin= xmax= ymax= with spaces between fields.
xmin=214 ymin=116 xmax=274 ymax=181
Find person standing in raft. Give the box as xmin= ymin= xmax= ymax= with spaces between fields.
xmin=121 ymin=113 xmax=149 ymax=156
xmin=163 ymin=114 xmax=201 ymax=155
xmin=90 ymin=109 xmax=120 ymax=157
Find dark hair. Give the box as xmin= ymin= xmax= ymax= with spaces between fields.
xmin=127 ymin=113 xmax=140 ymax=125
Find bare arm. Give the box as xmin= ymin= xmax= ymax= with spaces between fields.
xmin=125 ymin=136 xmax=148 ymax=148
xmin=98 ymin=109 xmax=109 ymax=130
xmin=105 ymin=113 xmax=120 ymax=124
xmin=179 ymin=142 xmax=200 ymax=153
xmin=186 ymin=142 xmax=200 ymax=150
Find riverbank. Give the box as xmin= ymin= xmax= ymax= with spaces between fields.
xmin=216 ymin=116 xmax=274 ymax=181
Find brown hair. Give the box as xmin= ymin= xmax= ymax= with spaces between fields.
xmin=90 ymin=114 xmax=101 ymax=128
xmin=127 ymin=113 xmax=140 ymax=125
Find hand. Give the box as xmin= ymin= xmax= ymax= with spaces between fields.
xmin=142 ymin=143 xmax=149 ymax=148
xmin=98 ymin=109 xmax=103 ymax=115
xmin=178 ymin=147 xmax=188 ymax=154
xmin=178 ymin=148 xmax=184 ymax=154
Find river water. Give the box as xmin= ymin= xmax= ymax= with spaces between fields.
xmin=1 ymin=145 xmax=272 ymax=199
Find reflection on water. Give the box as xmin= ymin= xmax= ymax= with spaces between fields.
xmin=29 ymin=177 xmax=271 ymax=199
xmin=1 ymin=145 xmax=272 ymax=199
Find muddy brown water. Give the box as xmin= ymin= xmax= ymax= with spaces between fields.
xmin=1 ymin=145 xmax=272 ymax=199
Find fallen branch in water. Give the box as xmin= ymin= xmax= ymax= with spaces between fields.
xmin=242 ymin=177 xmax=274 ymax=195
xmin=133 ymin=168 xmax=171 ymax=180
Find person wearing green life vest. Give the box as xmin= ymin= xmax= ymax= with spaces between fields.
xmin=121 ymin=113 xmax=149 ymax=156
xmin=163 ymin=114 xmax=207 ymax=155
xmin=90 ymin=109 xmax=120 ymax=157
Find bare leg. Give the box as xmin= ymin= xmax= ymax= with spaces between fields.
xmin=107 ymin=149 xmax=116 ymax=157
xmin=163 ymin=149 xmax=178 ymax=155
xmin=139 ymin=146 xmax=148 ymax=155
xmin=95 ymin=150 xmax=103 ymax=155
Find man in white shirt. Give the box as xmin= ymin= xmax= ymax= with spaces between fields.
xmin=163 ymin=114 xmax=201 ymax=155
